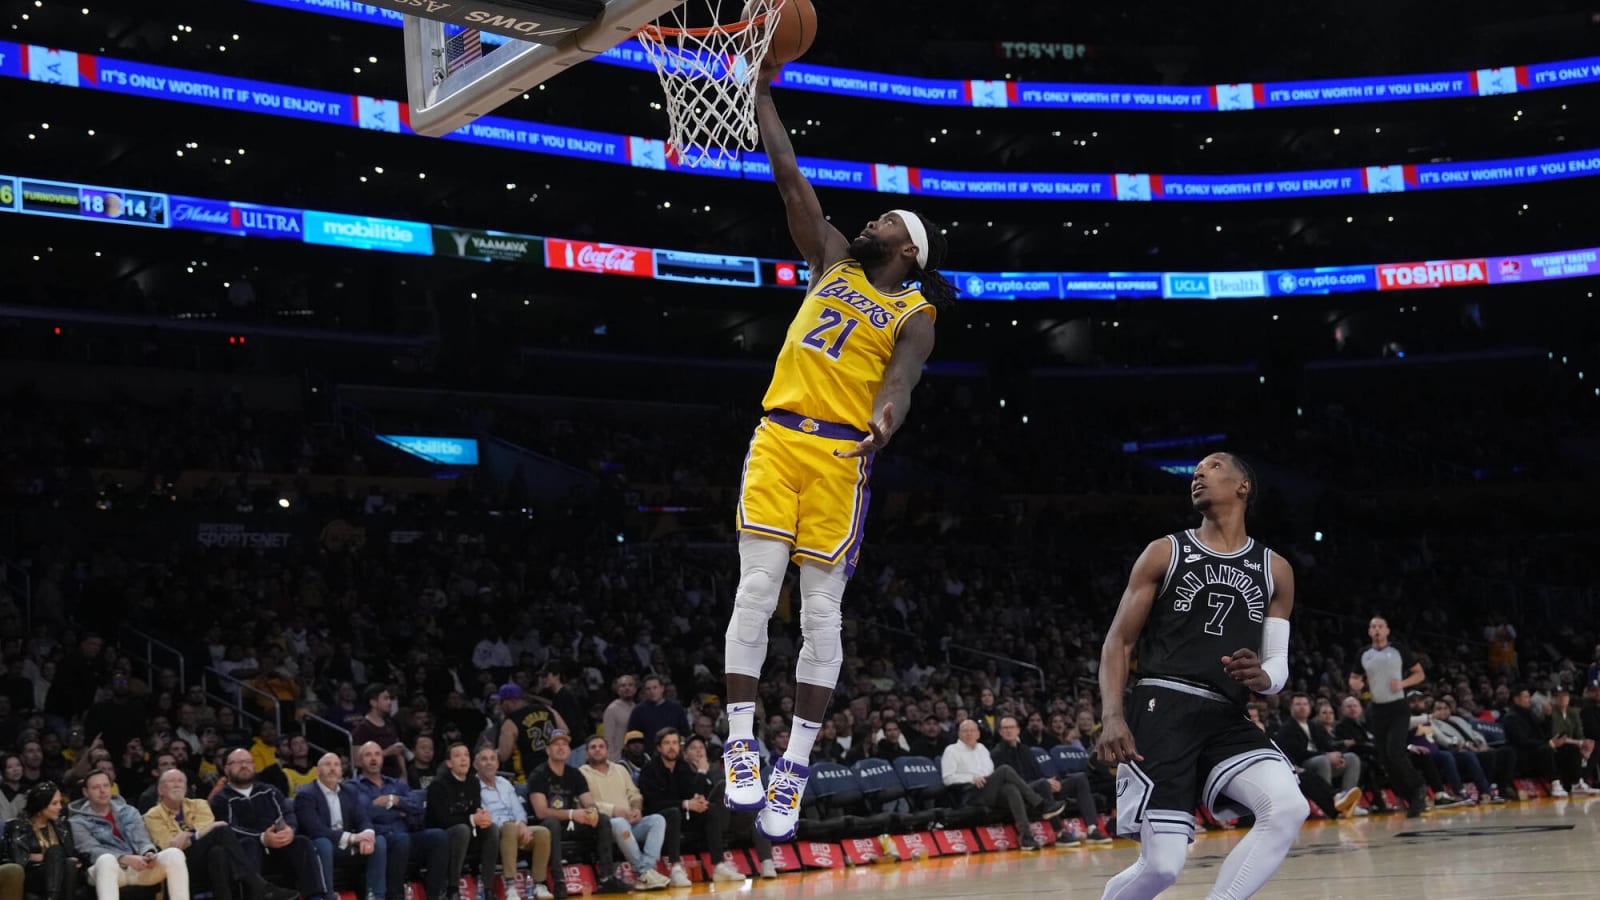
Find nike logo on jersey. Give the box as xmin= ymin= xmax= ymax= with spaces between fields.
xmin=799 ymin=723 xmax=819 ymax=731
xmin=1185 ymin=554 xmax=1204 ymax=563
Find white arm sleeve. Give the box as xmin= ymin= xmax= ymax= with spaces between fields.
xmin=1260 ymin=616 xmax=1290 ymax=695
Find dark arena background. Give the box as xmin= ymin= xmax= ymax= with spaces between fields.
xmin=1 ymin=1 xmax=1598 ymax=897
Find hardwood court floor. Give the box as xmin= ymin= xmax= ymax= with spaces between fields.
xmin=685 ymin=798 xmax=1600 ymax=898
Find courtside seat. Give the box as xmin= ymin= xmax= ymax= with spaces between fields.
xmin=892 ymin=755 xmax=947 ymax=810
xmin=809 ymin=761 xmax=865 ymax=817
xmin=1051 ymin=744 xmax=1091 ymax=775
xmin=852 ymin=758 xmax=907 ymax=810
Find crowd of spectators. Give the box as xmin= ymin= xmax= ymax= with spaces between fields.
xmin=2 ymin=470 xmax=1596 ymax=898
xmin=0 ymin=342 xmax=1596 ymax=900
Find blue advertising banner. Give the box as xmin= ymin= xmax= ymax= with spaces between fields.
xmin=244 ymin=1 xmax=1600 ymax=112
xmin=11 ymin=44 xmax=1600 ymax=204
xmin=303 ymin=210 xmax=433 ymax=254
xmin=377 ymin=434 xmax=480 ymax=465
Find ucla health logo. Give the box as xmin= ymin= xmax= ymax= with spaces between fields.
xmin=1164 ymin=274 xmax=1212 ymax=298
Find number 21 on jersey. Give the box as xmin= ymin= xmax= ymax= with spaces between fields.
xmin=801 ymin=308 xmax=859 ymax=361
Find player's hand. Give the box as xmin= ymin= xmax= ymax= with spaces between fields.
xmin=1097 ymin=717 xmax=1142 ymax=765
xmin=972 ymin=776 xmax=987 ymax=789
xmin=756 ymin=56 xmax=782 ymax=87
xmin=836 ymin=402 xmax=895 ymax=458
xmin=1221 ymin=648 xmax=1272 ymax=693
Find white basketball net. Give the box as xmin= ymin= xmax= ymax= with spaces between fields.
xmin=636 ymin=0 xmax=783 ymax=167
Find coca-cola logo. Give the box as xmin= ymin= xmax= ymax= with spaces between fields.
xmin=547 ymin=239 xmax=654 ymax=278
xmin=578 ymin=245 xmax=638 ymax=271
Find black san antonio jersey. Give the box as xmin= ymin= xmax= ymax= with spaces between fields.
xmin=1135 ymin=530 xmax=1277 ymax=707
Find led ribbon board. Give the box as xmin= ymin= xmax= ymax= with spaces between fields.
xmin=246 ymin=0 xmax=1600 ymax=111
xmin=6 ymin=172 xmax=1600 ymax=300
xmin=6 ymin=43 xmax=1600 ymax=202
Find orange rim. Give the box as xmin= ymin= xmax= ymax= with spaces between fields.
xmin=636 ymin=0 xmax=785 ymax=41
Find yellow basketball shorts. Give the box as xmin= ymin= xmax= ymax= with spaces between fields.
xmin=736 ymin=410 xmax=873 ymax=575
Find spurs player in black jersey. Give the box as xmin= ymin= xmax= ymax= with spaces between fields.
xmin=1098 ymin=453 xmax=1302 ymax=900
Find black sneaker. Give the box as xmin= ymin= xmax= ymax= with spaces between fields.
xmin=550 ymin=882 xmax=568 ymax=900
xmin=1406 ymin=787 xmax=1428 ymax=818
xmin=1086 ymin=827 xmax=1113 ymax=844
xmin=595 ymin=875 xmax=630 ymax=895
xmin=1039 ymin=800 xmax=1067 ymax=820
xmin=1019 ymin=836 xmax=1042 ymax=852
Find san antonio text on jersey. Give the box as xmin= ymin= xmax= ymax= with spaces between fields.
xmin=1135 ymin=530 xmax=1279 ymax=707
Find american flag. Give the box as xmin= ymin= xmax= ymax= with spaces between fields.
xmin=445 ymin=28 xmax=482 ymax=74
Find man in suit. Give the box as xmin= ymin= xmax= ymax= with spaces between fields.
xmin=1276 ymin=693 xmax=1363 ymax=815
xmin=210 ymin=748 xmax=326 ymax=899
xmin=294 ymin=753 xmax=387 ymax=900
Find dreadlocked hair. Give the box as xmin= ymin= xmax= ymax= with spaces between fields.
xmin=905 ymin=210 xmax=958 ymax=312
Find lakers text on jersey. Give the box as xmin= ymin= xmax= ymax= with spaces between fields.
xmin=737 ymin=259 xmax=934 ymax=575
xmin=760 ymin=259 xmax=933 ymax=433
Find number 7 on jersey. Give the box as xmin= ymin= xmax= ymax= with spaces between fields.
xmin=801 ymin=308 xmax=859 ymax=361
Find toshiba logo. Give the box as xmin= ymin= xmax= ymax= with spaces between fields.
xmin=1377 ymin=260 xmax=1488 ymax=290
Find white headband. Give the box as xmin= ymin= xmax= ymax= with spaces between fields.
xmin=891 ymin=209 xmax=929 ymax=269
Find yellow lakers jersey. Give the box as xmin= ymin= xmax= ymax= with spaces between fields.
xmin=761 ymin=259 xmax=936 ymax=431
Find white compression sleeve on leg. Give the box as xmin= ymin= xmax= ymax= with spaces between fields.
xmin=1259 ymin=616 xmax=1290 ymax=695
xmin=724 ymin=533 xmax=791 ymax=679
xmin=1205 ymin=756 xmax=1307 ymax=900
xmin=1101 ymin=822 xmax=1188 ymax=900
xmin=794 ymin=558 xmax=848 ymax=689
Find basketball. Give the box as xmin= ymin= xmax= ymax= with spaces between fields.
xmin=763 ymin=0 xmax=817 ymax=66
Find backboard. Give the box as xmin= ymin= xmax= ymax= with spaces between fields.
xmin=384 ymin=0 xmax=685 ymax=137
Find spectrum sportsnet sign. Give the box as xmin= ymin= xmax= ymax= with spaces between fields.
xmin=1376 ymin=258 xmax=1489 ymax=290
xmin=544 ymin=239 xmax=655 ymax=278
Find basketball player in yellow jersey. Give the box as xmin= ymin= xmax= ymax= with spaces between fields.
xmin=720 ymin=63 xmax=959 ymax=845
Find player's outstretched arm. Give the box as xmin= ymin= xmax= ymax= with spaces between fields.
xmin=836 ymin=312 xmax=934 ymax=459
xmin=754 ymin=74 xmax=848 ymax=272
xmin=1097 ymin=538 xmax=1172 ymax=765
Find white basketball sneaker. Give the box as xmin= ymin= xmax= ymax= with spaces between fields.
xmin=757 ymin=757 xmax=809 ymax=841
xmin=723 ymin=738 xmax=765 ymax=810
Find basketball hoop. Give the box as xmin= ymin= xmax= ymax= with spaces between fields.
xmin=636 ymin=0 xmax=784 ymax=166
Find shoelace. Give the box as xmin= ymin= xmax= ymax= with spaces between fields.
xmin=767 ymin=764 xmax=805 ymax=810
xmin=725 ymin=744 xmax=760 ymax=785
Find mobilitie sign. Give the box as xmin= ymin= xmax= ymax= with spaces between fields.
xmin=377 ymin=434 xmax=480 ymax=465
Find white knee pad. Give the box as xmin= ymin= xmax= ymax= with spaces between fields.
xmin=794 ymin=559 xmax=847 ymax=688
xmin=724 ymin=535 xmax=790 ymax=678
